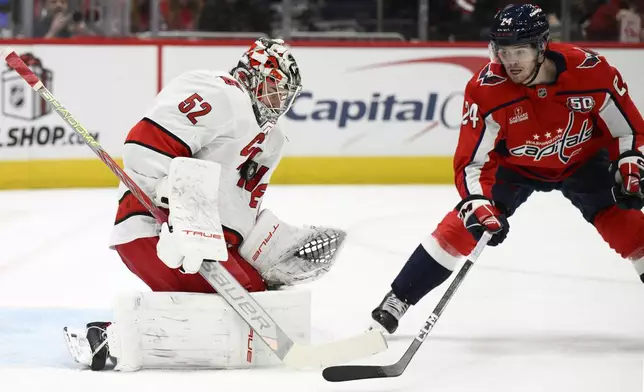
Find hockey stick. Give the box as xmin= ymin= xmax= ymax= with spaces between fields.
xmin=1 ymin=47 xmax=386 ymax=368
xmin=322 ymin=230 xmax=492 ymax=381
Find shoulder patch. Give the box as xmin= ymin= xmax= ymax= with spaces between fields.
xmin=219 ymin=76 xmax=244 ymax=92
xmin=477 ymin=63 xmax=507 ymax=86
xmin=566 ymin=96 xmax=595 ymax=113
xmin=575 ymin=47 xmax=602 ymax=69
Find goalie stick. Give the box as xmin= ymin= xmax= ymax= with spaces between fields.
xmin=322 ymin=231 xmax=492 ymax=381
xmin=1 ymin=47 xmax=386 ymax=369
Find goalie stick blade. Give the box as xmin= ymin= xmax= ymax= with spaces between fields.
xmin=322 ymin=364 xmax=403 ymax=382
xmin=283 ymin=329 xmax=387 ymax=368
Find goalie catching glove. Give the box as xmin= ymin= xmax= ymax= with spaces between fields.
xmin=239 ymin=209 xmax=346 ymax=288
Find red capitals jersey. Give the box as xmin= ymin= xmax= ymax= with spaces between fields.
xmin=454 ymin=42 xmax=644 ymax=199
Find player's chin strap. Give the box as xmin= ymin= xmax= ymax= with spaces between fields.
xmin=523 ymin=57 xmax=544 ymax=86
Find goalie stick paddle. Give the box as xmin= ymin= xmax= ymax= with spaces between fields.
xmin=322 ymin=231 xmax=492 ymax=382
xmin=1 ymin=47 xmax=387 ymax=368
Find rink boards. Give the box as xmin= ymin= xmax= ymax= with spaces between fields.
xmin=0 ymin=40 xmax=642 ymax=188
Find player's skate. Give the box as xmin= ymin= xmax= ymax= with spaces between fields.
xmin=370 ymin=290 xmax=409 ymax=334
xmin=63 ymin=321 xmax=113 ymax=371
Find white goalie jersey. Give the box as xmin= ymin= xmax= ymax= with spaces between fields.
xmin=109 ymin=69 xmax=286 ymax=247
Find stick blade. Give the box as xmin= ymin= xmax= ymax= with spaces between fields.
xmin=283 ymin=329 xmax=387 ymax=368
xmin=323 ymin=364 xmax=401 ymax=382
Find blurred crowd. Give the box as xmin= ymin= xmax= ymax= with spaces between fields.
xmin=408 ymin=0 xmax=644 ymax=42
xmin=9 ymin=0 xmax=644 ymax=42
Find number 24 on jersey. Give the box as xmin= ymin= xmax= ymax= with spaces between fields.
xmin=462 ymin=101 xmax=480 ymax=128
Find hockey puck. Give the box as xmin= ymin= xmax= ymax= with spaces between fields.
xmin=240 ymin=159 xmax=258 ymax=180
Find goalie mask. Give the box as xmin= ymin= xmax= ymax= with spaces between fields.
xmin=232 ymin=38 xmax=303 ymax=127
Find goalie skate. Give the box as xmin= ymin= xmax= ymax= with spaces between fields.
xmin=63 ymin=322 xmax=112 ymax=371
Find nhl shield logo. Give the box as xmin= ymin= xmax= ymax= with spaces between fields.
xmin=537 ymin=88 xmax=547 ymax=98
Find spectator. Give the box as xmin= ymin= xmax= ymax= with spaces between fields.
xmin=584 ymin=0 xmax=620 ymax=40
xmin=198 ymin=0 xmax=272 ymax=33
xmin=616 ymin=0 xmax=643 ymax=42
xmin=547 ymin=12 xmax=563 ymax=41
xmin=131 ymin=0 xmax=151 ymax=32
xmin=161 ymin=0 xmax=204 ymax=30
xmin=35 ymin=0 xmax=72 ymax=38
xmin=34 ymin=0 xmax=94 ymax=38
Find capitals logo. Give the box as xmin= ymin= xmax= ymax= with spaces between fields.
xmin=509 ymin=111 xmax=593 ymax=164
xmin=576 ymin=47 xmax=601 ymax=69
xmin=477 ymin=63 xmax=507 ymax=86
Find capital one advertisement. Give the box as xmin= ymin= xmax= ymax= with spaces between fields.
xmin=280 ymin=48 xmax=489 ymax=156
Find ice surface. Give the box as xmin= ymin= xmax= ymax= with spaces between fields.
xmin=2 ymin=186 xmax=644 ymax=392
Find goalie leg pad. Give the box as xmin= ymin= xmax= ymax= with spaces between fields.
xmin=239 ymin=209 xmax=346 ymax=287
xmin=107 ymin=290 xmax=311 ymax=371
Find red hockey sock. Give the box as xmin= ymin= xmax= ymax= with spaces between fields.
xmin=433 ymin=210 xmax=478 ymax=258
xmin=593 ymin=205 xmax=644 ymax=260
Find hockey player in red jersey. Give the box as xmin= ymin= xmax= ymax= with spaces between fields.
xmin=371 ymin=3 xmax=644 ymax=334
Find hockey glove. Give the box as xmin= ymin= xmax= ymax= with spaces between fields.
xmin=609 ymin=150 xmax=644 ymax=210
xmin=456 ymin=195 xmax=509 ymax=246
xmin=156 ymin=158 xmax=229 ymax=274
xmin=157 ymin=222 xmax=208 ymax=274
